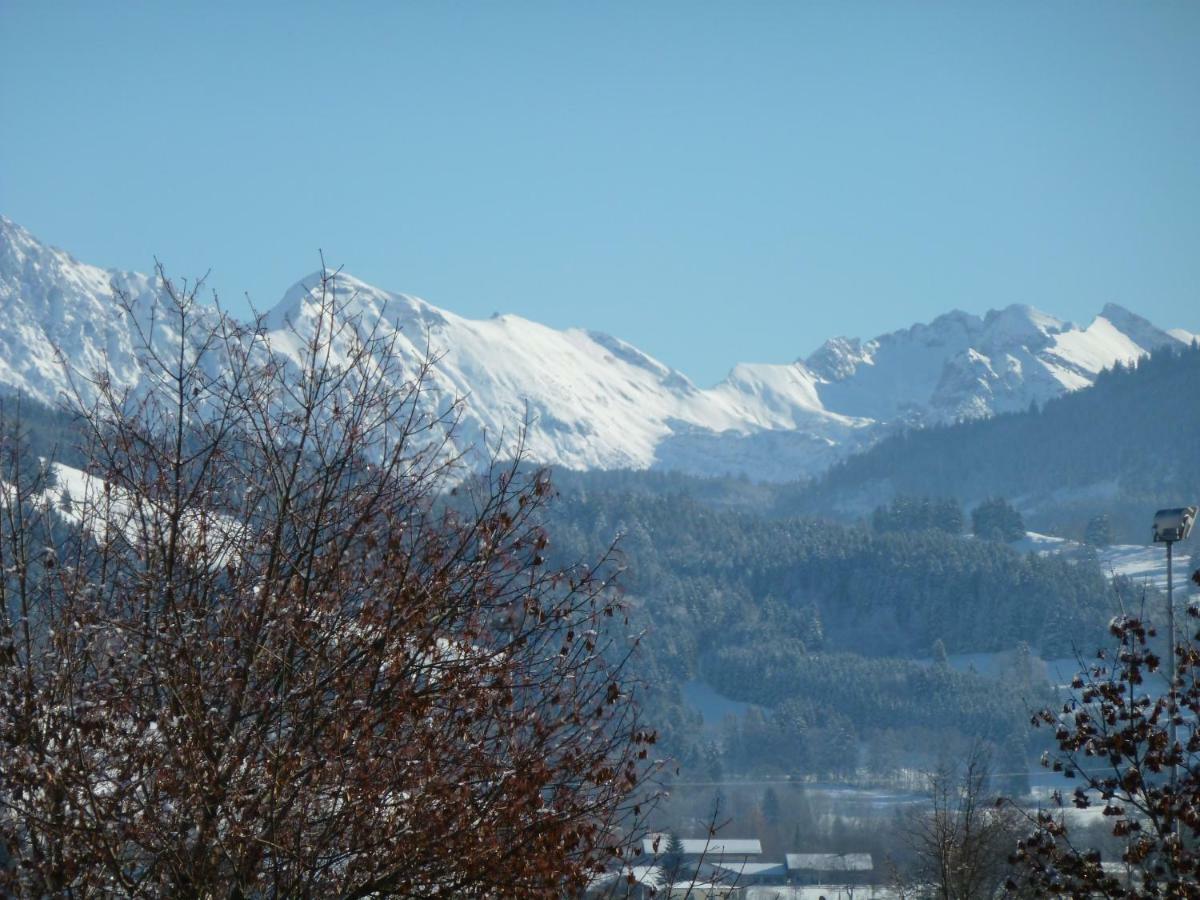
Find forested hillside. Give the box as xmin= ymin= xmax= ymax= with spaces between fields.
xmin=548 ymin=489 xmax=1112 ymax=660
xmin=802 ymin=342 xmax=1200 ymax=540
xmin=544 ymin=481 xmax=1120 ymax=779
xmin=534 ymin=353 xmax=1198 ymax=780
xmin=1 ymin=361 xmax=1163 ymax=783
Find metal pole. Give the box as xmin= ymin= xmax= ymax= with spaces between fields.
xmin=1167 ymin=540 xmax=1177 ymax=802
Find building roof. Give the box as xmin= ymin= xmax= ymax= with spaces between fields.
xmin=744 ymin=888 xmax=900 ymax=900
xmin=588 ymin=865 xmax=663 ymax=891
xmin=642 ymin=834 xmax=763 ymax=857
xmin=708 ymin=861 xmax=787 ymax=878
xmin=786 ymin=853 xmax=874 ymax=872
xmin=667 ymin=883 xmax=741 ymax=897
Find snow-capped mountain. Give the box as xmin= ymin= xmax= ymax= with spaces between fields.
xmin=0 ymin=215 xmax=1193 ymax=481
xmin=254 ymin=268 xmax=874 ymax=478
xmin=803 ymin=302 xmax=1190 ymax=424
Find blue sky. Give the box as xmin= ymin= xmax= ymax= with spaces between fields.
xmin=2 ymin=1 xmax=1198 ymax=386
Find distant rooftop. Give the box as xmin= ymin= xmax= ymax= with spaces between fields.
xmin=709 ymin=860 xmax=788 ymax=878
xmin=744 ymin=888 xmax=900 ymax=900
xmin=786 ymin=853 xmax=874 ymax=872
xmin=642 ymin=834 xmax=762 ymax=857
xmin=588 ymin=864 xmax=663 ymax=890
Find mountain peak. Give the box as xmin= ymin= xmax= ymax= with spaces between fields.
xmin=0 ymin=215 xmax=1192 ymax=481
xmin=1100 ymin=301 xmax=1137 ymax=319
xmin=266 ymin=269 xmax=449 ymax=334
xmin=0 ymin=214 xmax=26 ymax=241
xmin=1095 ymin=302 xmax=1184 ymax=353
xmin=805 ymin=336 xmax=875 ymax=382
xmin=980 ymin=304 xmax=1067 ymax=345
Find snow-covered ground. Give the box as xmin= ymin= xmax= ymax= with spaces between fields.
xmin=1016 ymin=530 xmax=1194 ymax=592
xmin=682 ymin=679 xmax=755 ymax=731
xmin=1011 ymin=531 xmax=1198 ymax=687
xmin=1099 ymin=542 xmax=1190 ymax=590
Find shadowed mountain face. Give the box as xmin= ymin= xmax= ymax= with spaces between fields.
xmin=1 ymin=215 xmax=1193 ymax=481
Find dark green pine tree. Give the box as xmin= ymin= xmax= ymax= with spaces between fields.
xmin=661 ymin=832 xmax=685 ymax=885
xmin=932 ymin=638 xmax=950 ymax=667
xmin=971 ymin=497 xmax=1025 ymax=542
xmin=1084 ymin=513 xmax=1113 ymax=547
xmin=762 ymin=786 xmax=781 ymax=825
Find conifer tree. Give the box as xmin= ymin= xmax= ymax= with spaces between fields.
xmin=971 ymin=497 xmax=1025 ymax=542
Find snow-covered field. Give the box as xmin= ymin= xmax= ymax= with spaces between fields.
xmin=1010 ymin=531 xmax=1199 ymax=687
xmin=1016 ymin=531 xmax=1193 ymax=592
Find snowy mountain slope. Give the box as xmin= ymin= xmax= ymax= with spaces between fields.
xmin=0 ymin=217 xmax=156 ymax=405
xmin=0 ymin=217 xmax=867 ymax=475
xmin=259 ymin=271 xmax=872 ymax=474
xmin=800 ymin=302 xmax=1187 ymax=425
xmin=0 ymin=216 xmax=227 ymax=409
xmin=0 ymin=215 xmax=1191 ymax=480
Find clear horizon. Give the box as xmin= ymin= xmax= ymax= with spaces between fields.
xmin=3 ymin=1 xmax=1198 ymax=385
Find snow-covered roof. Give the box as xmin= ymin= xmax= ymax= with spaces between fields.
xmin=786 ymin=853 xmax=873 ymax=872
xmin=642 ymin=834 xmax=762 ymax=857
xmin=667 ymin=883 xmax=740 ymax=897
xmin=708 ymin=860 xmax=787 ymax=878
xmin=745 ymin=888 xmax=900 ymax=900
xmin=588 ymin=864 xmax=663 ymax=890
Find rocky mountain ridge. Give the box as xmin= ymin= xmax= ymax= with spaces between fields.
xmin=1 ymin=215 xmax=1192 ymax=481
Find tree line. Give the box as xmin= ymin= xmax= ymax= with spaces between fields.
xmin=803 ymin=342 xmax=1200 ymax=543
xmin=542 ymin=477 xmax=1117 ymax=780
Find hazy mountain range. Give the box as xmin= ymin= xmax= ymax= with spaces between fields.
xmin=1 ymin=215 xmax=1193 ymax=481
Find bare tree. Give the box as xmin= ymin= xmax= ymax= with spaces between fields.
xmin=904 ymin=744 xmax=1021 ymax=900
xmin=0 ymin=266 xmax=658 ymax=897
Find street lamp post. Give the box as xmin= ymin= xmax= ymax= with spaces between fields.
xmin=1152 ymin=506 xmax=1197 ymax=817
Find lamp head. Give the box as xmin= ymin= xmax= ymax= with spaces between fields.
xmin=1153 ymin=506 xmax=1197 ymax=543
